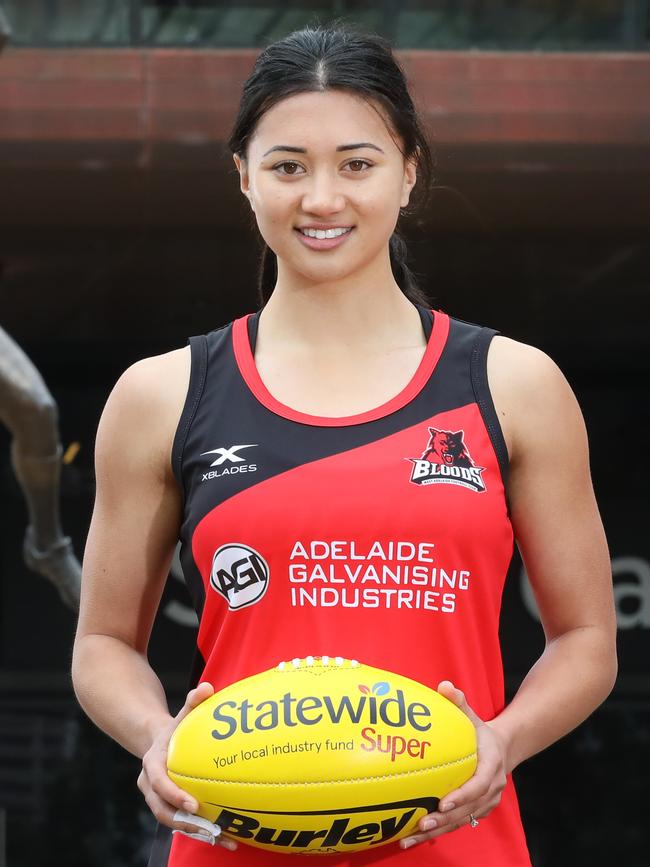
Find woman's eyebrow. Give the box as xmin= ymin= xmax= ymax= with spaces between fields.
xmin=262 ymin=142 xmax=384 ymax=156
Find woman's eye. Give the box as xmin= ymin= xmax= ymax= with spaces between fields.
xmin=347 ymin=159 xmax=372 ymax=172
xmin=273 ymin=162 xmax=305 ymax=175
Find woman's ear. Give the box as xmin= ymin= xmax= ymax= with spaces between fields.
xmin=401 ymin=156 xmax=418 ymax=209
xmin=233 ymin=153 xmax=254 ymax=210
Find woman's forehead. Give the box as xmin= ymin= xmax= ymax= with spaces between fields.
xmin=248 ymin=90 xmax=397 ymax=155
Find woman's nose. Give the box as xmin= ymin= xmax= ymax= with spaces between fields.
xmin=301 ymin=172 xmax=346 ymax=214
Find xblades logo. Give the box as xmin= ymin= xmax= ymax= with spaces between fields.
xmin=201 ymin=444 xmax=258 ymax=481
xmin=202 ymin=444 xmax=257 ymax=466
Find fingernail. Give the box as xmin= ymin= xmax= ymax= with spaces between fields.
xmin=221 ymin=839 xmax=238 ymax=851
xmin=183 ymin=800 xmax=198 ymax=812
xmin=421 ymin=818 xmax=437 ymax=831
xmin=401 ymin=838 xmax=417 ymax=849
xmin=440 ymin=802 xmax=455 ymax=812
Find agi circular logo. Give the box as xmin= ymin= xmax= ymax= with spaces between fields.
xmin=210 ymin=544 xmax=269 ymax=610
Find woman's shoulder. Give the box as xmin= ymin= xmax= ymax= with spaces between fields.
xmin=110 ymin=345 xmax=191 ymax=413
xmin=486 ymin=334 xmax=583 ymax=464
xmin=123 ymin=344 xmax=191 ymax=384
xmin=97 ymin=346 xmax=191 ymax=483
xmin=488 ymin=333 xmax=564 ymax=382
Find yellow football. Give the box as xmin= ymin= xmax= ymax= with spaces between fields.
xmin=167 ymin=656 xmax=477 ymax=855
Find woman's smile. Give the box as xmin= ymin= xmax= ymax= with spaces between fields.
xmin=294 ymin=225 xmax=354 ymax=250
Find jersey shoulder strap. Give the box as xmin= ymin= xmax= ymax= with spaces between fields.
xmin=470 ymin=325 xmax=509 ymax=487
xmin=448 ymin=312 xmax=510 ymax=490
xmin=170 ymin=333 xmax=208 ymax=500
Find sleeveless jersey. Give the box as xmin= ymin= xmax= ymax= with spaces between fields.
xmin=148 ymin=304 xmax=532 ymax=867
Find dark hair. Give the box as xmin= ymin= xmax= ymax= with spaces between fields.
xmin=227 ymin=23 xmax=435 ymax=308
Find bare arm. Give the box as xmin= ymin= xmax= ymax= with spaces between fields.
xmin=403 ymin=336 xmax=617 ymax=847
xmin=72 ymin=352 xmax=187 ymax=756
xmin=486 ymin=337 xmax=617 ymax=771
xmin=70 ymin=349 xmax=237 ymax=847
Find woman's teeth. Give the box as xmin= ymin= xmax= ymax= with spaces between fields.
xmin=299 ymin=227 xmax=352 ymax=239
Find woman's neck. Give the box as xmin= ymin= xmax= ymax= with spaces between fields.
xmin=259 ymin=261 xmax=426 ymax=355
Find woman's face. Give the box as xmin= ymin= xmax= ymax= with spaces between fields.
xmin=233 ymin=89 xmax=417 ymax=286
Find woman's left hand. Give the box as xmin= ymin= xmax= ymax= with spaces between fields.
xmin=399 ymin=681 xmax=509 ymax=850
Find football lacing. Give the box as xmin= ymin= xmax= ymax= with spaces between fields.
xmin=276 ymin=656 xmax=359 ymax=671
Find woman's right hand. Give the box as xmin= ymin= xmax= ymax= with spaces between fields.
xmin=137 ymin=681 xmax=238 ymax=851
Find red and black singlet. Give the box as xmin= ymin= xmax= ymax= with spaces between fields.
xmin=148 ymin=304 xmax=532 ymax=867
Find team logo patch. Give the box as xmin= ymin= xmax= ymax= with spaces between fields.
xmin=210 ymin=544 xmax=269 ymax=609
xmin=407 ymin=428 xmax=486 ymax=493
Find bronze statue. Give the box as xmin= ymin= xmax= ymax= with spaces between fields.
xmin=0 ymin=326 xmax=81 ymax=610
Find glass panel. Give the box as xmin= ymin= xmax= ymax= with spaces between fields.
xmin=1 ymin=0 xmax=648 ymax=50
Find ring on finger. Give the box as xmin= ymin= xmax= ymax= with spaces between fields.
xmin=468 ymin=813 xmax=479 ymax=829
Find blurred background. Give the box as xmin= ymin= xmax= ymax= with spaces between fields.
xmin=0 ymin=2 xmax=648 ymax=865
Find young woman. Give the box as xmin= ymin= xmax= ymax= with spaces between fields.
xmin=72 ymin=24 xmax=617 ymax=867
